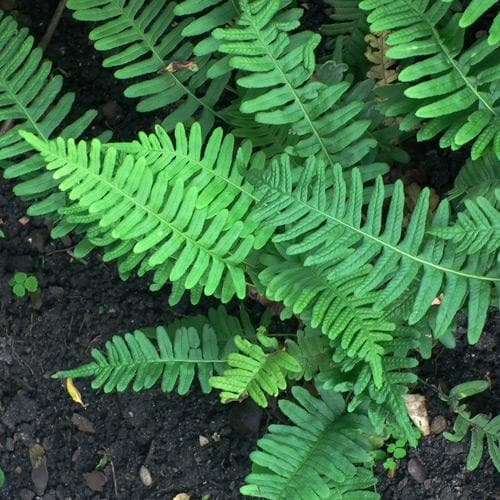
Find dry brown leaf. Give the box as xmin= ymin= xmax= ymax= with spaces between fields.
xmin=432 ymin=293 xmax=444 ymax=306
xmin=403 ymin=394 xmax=430 ymax=436
xmin=66 ymin=378 xmax=88 ymax=408
xmin=159 ymin=61 xmax=199 ymax=74
xmin=18 ymin=215 xmax=30 ymax=225
xmin=365 ymin=32 xmax=398 ymax=86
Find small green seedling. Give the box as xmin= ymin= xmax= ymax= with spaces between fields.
xmin=383 ymin=438 xmax=408 ymax=471
xmin=9 ymin=272 xmax=39 ymax=298
xmin=0 ymin=466 xmax=5 ymax=489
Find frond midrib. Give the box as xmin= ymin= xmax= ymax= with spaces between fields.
xmin=262 ymin=183 xmax=499 ymax=283
xmin=244 ymin=8 xmax=335 ymax=167
xmin=408 ymin=5 xmax=497 ymax=116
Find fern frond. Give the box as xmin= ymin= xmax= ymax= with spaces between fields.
xmin=213 ymin=0 xmax=379 ymax=169
xmin=443 ymin=380 xmax=500 ymax=472
xmin=321 ymin=0 xmax=370 ymax=79
xmin=22 ymin=123 xmax=265 ymax=303
xmin=0 ymin=11 xmax=95 ymax=214
xmin=448 ymin=152 xmax=500 ymax=203
xmin=458 ymin=0 xmax=500 ymax=46
xmin=360 ymin=0 xmax=500 ymax=159
xmin=253 ymin=154 xmax=499 ymax=342
xmin=209 ymin=328 xmax=302 ymax=407
xmin=52 ymin=306 xmax=257 ymax=394
xmin=259 ymin=249 xmax=395 ymax=388
xmin=241 ymin=386 xmax=377 ymax=499
xmin=66 ymin=0 xmax=235 ymax=131
xmin=428 ymin=194 xmax=500 ymax=257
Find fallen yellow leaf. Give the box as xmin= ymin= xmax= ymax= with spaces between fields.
xmin=66 ymin=378 xmax=88 ymax=408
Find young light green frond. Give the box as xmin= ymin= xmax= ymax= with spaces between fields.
xmin=428 ymin=195 xmax=500 ymax=256
xmin=209 ymin=328 xmax=302 ymax=407
xmin=360 ymin=0 xmax=500 ymax=160
xmin=259 ymin=250 xmax=395 ymax=388
xmin=66 ymin=0 xmax=233 ymax=131
xmin=442 ymin=380 xmax=500 ymax=472
xmin=21 ymin=126 xmax=259 ymax=303
xmin=241 ymin=386 xmax=376 ymax=499
xmin=0 ymin=12 xmax=95 ymax=214
xmin=213 ymin=0 xmax=378 ymax=168
xmin=253 ymin=154 xmax=499 ymax=343
xmin=458 ymin=0 xmax=500 ymax=45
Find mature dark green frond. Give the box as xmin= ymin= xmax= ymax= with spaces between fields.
xmin=428 ymin=194 xmax=500 ymax=257
xmin=66 ymin=0 xmax=235 ymax=131
xmin=22 ymin=123 xmax=267 ymax=303
xmin=0 ymin=11 xmax=95 ymax=214
xmin=360 ymin=0 xmax=500 ymax=159
xmin=241 ymin=386 xmax=377 ymax=499
xmin=253 ymin=154 xmax=499 ymax=343
xmin=209 ymin=328 xmax=302 ymax=407
xmin=213 ymin=0 xmax=379 ymax=169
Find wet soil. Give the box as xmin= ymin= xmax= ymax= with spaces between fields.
xmin=0 ymin=1 xmax=499 ymax=499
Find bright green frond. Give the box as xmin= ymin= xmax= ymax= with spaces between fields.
xmin=0 ymin=12 xmax=95 ymax=214
xmin=66 ymin=0 xmax=235 ymax=131
xmin=209 ymin=328 xmax=302 ymax=407
xmin=241 ymin=386 xmax=376 ymax=499
xmin=253 ymin=154 xmax=499 ymax=343
xmin=360 ymin=0 xmax=500 ymax=159
xmin=22 ymin=123 xmax=266 ymax=303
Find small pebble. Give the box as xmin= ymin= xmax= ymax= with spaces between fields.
xmin=431 ymin=415 xmax=447 ymax=434
xmin=139 ymin=465 xmax=153 ymax=487
xmin=407 ymin=457 xmax=426 ymax=483
xmin=198 ymin=435 xmax=209 ymax=447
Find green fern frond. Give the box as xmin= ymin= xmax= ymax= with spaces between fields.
xmin=213 ymin=0 xmax=379 ymax=168
xmin=360 ymin=0 xmax=500 ymax=159
xmin=52 ymin=306 xmax=257 ymax=394
xmin=448 ymin=152 xmax=500 ymax=203
xmin=259 ymin=250 xmax=395 ymax=388
xmin=458 ymin=0 xmax=500 ymax=45
xmin=0 ymin=12 xmax=95 ymax=213
xmin=442 ymin=380 xmax=500 ymax=472
xmin=209 ymin=327 xmax=302 ymax=407
xmin=241 ymin=385 xmax=377 ymax=499
xmin=321 ymin=0 xmax=370 ymax=79
xmin=66 ymin=0 xmax=235 ymax=131
xmin=428 ymin=194 xmax=500 ymax=257
xmin=21 ymin=123 xmax=264 ymax=303
xmin=253 ymin=154 xmax=499 ymax=343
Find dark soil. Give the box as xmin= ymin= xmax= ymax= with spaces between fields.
xmin=0 ymin=1 xmax=499 ymax=499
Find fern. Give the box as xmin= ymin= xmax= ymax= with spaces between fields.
xmin=253 ymin=154 xmax=499 ymax=342
xmin=241 ymin=385 xmax=377 ymax=499
xmin=66 ymin=0 xmax=235 ymax=132
xmin=360 ymin=0 xmax=500 ymax=159
xmin=0 ymin=11 xmax=95 ymax=214
xmin=209 ymin=327 xmax=302 ymax=407
xmin=213 ymin=0 xmax=380 ymax=169
xmin=52 ymin=306 xmax=255 ymax=395
xmin=21 ymin=123 xmax=266 ymax=303
xmin=442 ymin=380 xmax=500 ymax=472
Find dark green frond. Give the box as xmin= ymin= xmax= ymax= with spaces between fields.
xmin=213 ymin=0 xmax=379 ymax=169
xmin=241 ymin=386 xmax=377 ymax=499
xmin=0 ymin=11 xmax=95 ymax=214
xmin=253 ymin=154 xmax=499 ymax=343
xmin=209 ymin=328 xmax=302 ymax=407
xmin=360 ymin=0 xmax=500 ymax=159
xmin=22 ymin=123 xmax=267 ymax=303
xmin=66 ymin=0 xmax=235 ymax=131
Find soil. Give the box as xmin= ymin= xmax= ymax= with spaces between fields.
xmin=0 ymin=1 xmax=499 ymax=499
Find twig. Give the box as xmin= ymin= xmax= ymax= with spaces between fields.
xmin=40 ymin=0 xmax=68 ymax=50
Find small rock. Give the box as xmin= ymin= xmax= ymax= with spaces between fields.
xmin=211 ymin=432 xmax=221 ymax=442
xmin=18 ymin=489 xmax=35 ymax=500
xmin=84 ymin=471 xmax=107 ymax=492
xmin=71 ymin=447 xmax=81 ymax=463
xmin=407 ymin=457 xmax=426 ymax=483
xmin=430 ymin=415 xmax=448 ymax=434
xmin=139 ymin=465 xmax=153 ymax=487
xmin=48 ymin=286 xmax=65 ymax=299
xmin=71 ymin=413 xmax=95 ymax=434
xmin=173 ymin=494 xmax=191 ymax=500
xmin=30 ymin=443 xmax=49 ymax=496
xmin=198 ymin=435 xmax=209 ymax=447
